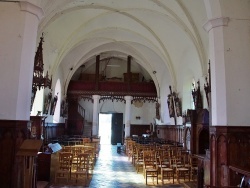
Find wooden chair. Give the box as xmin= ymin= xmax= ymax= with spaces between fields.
xmin=55 ymin=152 xmax=73 ymax=183
xmin=61 ymin=146 xmax=72 ymax=153
xmin=84 ymin=147 xmax=96 ymax=174
xmin=71 ymin=146 xmax=84 ymax=171
xmin=143 ymin=151 xmax=158 ymax=185
xmin=175 ymin=155 xmax=191 ymax=183
xmin=160 ymin=156 xmax=175 ymax=184
xmin=127 ymin=140 xmax=135 ymax=162
xmin=71 ymin=153 xmax=89 ymax=185
xmin=189 ymin=155 xmax=198 ymax=180
xmin=135 ymin=147 xmax=144 ymax=173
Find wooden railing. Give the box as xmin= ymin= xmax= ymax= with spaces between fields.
xmin=78 ymin=103 xmax=85 ymax=119
xmin=68 ymin=80 xmax=157 ymax=97
xmin=229 ymin=165 xmax=250 ymax=187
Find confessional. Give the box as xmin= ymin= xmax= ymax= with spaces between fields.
xmin=184 ymin=108 xmax=210 ymax=187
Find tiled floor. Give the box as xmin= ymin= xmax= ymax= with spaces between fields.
xmin=49 ymin=144 xmax=187 ymax=188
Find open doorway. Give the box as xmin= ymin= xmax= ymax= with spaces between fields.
xmin=98 ymin=113 xmax=124 ymax=145
xmin=99 ymin=113 xmax=112 ymax=144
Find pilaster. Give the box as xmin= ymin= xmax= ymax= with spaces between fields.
xmin=124 ymin=96 xmax=133 ymax=138
xmin=92 ymin=95 xmax=100 ymax=136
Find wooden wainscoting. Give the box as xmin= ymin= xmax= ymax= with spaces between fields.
xmin=44 ymin=123 xmax=66 ymax=144
xmin=210 ymin=126 xmax=250 ymax=187
xmin=156 ymin=125 xmax=184 ymax=145
xmin=0 ymin=120 xmax=29 ymax=188
xmin=130 ymin=124 xmax=150 ymax=137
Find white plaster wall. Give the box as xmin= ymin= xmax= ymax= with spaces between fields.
xmin=30 ymin=88 xmax=44 ymax=116
xmin=0 ymin=2 xmax=39 ymax=120
xmin=131 ymin=102 xmax=155 ymax=124
xmin=225 ymin=0 xmax=250 ymax=125
xmin=45 ymin=66 xmax=65 ymax=123
xmin=80 ymin=100 xmax=94 ymax=123
xmin=205 ymin=0 xmax=250 ymax=125
xmin=224 ymin=18 xmax=250 ymax=125
xmin=79 ymin=99 xmax=156 ymax=125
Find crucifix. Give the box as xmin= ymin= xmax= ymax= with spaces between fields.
xmin=204 ymin=60 xmax=211 ymax=107
xmin=168 ymin=86 xmax=178 ymax=125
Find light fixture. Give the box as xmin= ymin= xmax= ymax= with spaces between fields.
xmin=31 ymin=33 xmax=52 ymax=111
xmin=107 ymin=64 xmax=120 ymax=67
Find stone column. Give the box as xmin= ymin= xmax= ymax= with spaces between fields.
xmin=204 ymin=12 xmax=250 ymax=126
xmin=0 ymin=2 xmax=43 ymax=187
xmin=203 ymin=2 xmax=250 ymax=186
xmin=203 ymin=17 xmax=229 ymax=126
xmin=124 ymin=96 xmax=133 ymax=138
xmin=0 ymin=1 xmax=43 ymax=120
xmin=92 ymin=95 xmax=100 ymax=136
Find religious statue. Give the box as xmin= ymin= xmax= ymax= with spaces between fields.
xmin=167 ymin=94 xmax=175 ymax=118
xmin=43 ymin=91 xmax=52 ymax=114
xmin=155 ymin=102 xmax=160 ymax=120
xmin=192 ymin=81 xmax=203 ymax=110
xmin=50 ymin=92 xmax=58 ymax=115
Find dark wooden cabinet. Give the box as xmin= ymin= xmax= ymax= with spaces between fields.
xmin=30 ymin=116 xmax=45 ymax=139
xmin=37 ymin=152 xmax=51 ymax=182
xmin=130 ymin=124 xmax=150 ymax=137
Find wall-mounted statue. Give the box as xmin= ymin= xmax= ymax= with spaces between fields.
xmin=192 ymin=80 xmax=203 ymax=110
xmin=167 ymin=94 xmax=175 ymax=118
xmin=50 ymin=92 xmax=58 ymax=115
xmin=43 ymin=91 xmax=52 ymax=115
xmin=204 ymin=61 xmax=211 ymax=107
xmin=60 ymin=97 xmax=68 ymax=118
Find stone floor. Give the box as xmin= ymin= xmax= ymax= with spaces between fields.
xmin=48 ymin=144 xmax=188 ymax=188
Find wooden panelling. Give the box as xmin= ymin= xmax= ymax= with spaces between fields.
xmin=79 ymin=73 xmax=102 ymax=81
xmin=130 ymin=124 xmax=150 ymax=137
xmin=37 ymin=153 xmax=51 ymax=182
xmin=30 ymin=116 xmax=45 ymax=139
xmin=0 ymin=120 xmax=28 ymax=188
xmin=123 ymin=73 xmax=140 ymax=82
xmin=44 ymin=123 xmax=65 ymax=143
xmin=156 ymin=125 xmax=184 ymax=145
xmin=210 ymin=126 xmax=250 ymax=187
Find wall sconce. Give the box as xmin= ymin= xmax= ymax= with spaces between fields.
xmin=136 ymin=116 xmax=141 ymax=120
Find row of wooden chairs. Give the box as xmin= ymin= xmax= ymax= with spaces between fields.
xmin=55 ymin=152 xmax=92 ymax=185
xmin=54 ymin=141 xmax=100 ymax=185
xmin=125 ymin=140 xmax=198 ymax=185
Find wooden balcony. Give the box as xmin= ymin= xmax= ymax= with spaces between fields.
xmin=67 ymin=80 xmax=157 ymax=99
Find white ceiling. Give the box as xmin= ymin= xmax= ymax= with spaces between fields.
xmin=37 ymin=0 xmax=209 ymax=93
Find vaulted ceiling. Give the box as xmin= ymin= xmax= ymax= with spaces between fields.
xmin=37 ymin=0 xmax=208 ymax=95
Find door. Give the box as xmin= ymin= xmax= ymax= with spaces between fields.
xmin=111 ymin=113 xmax=123 ymax=145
